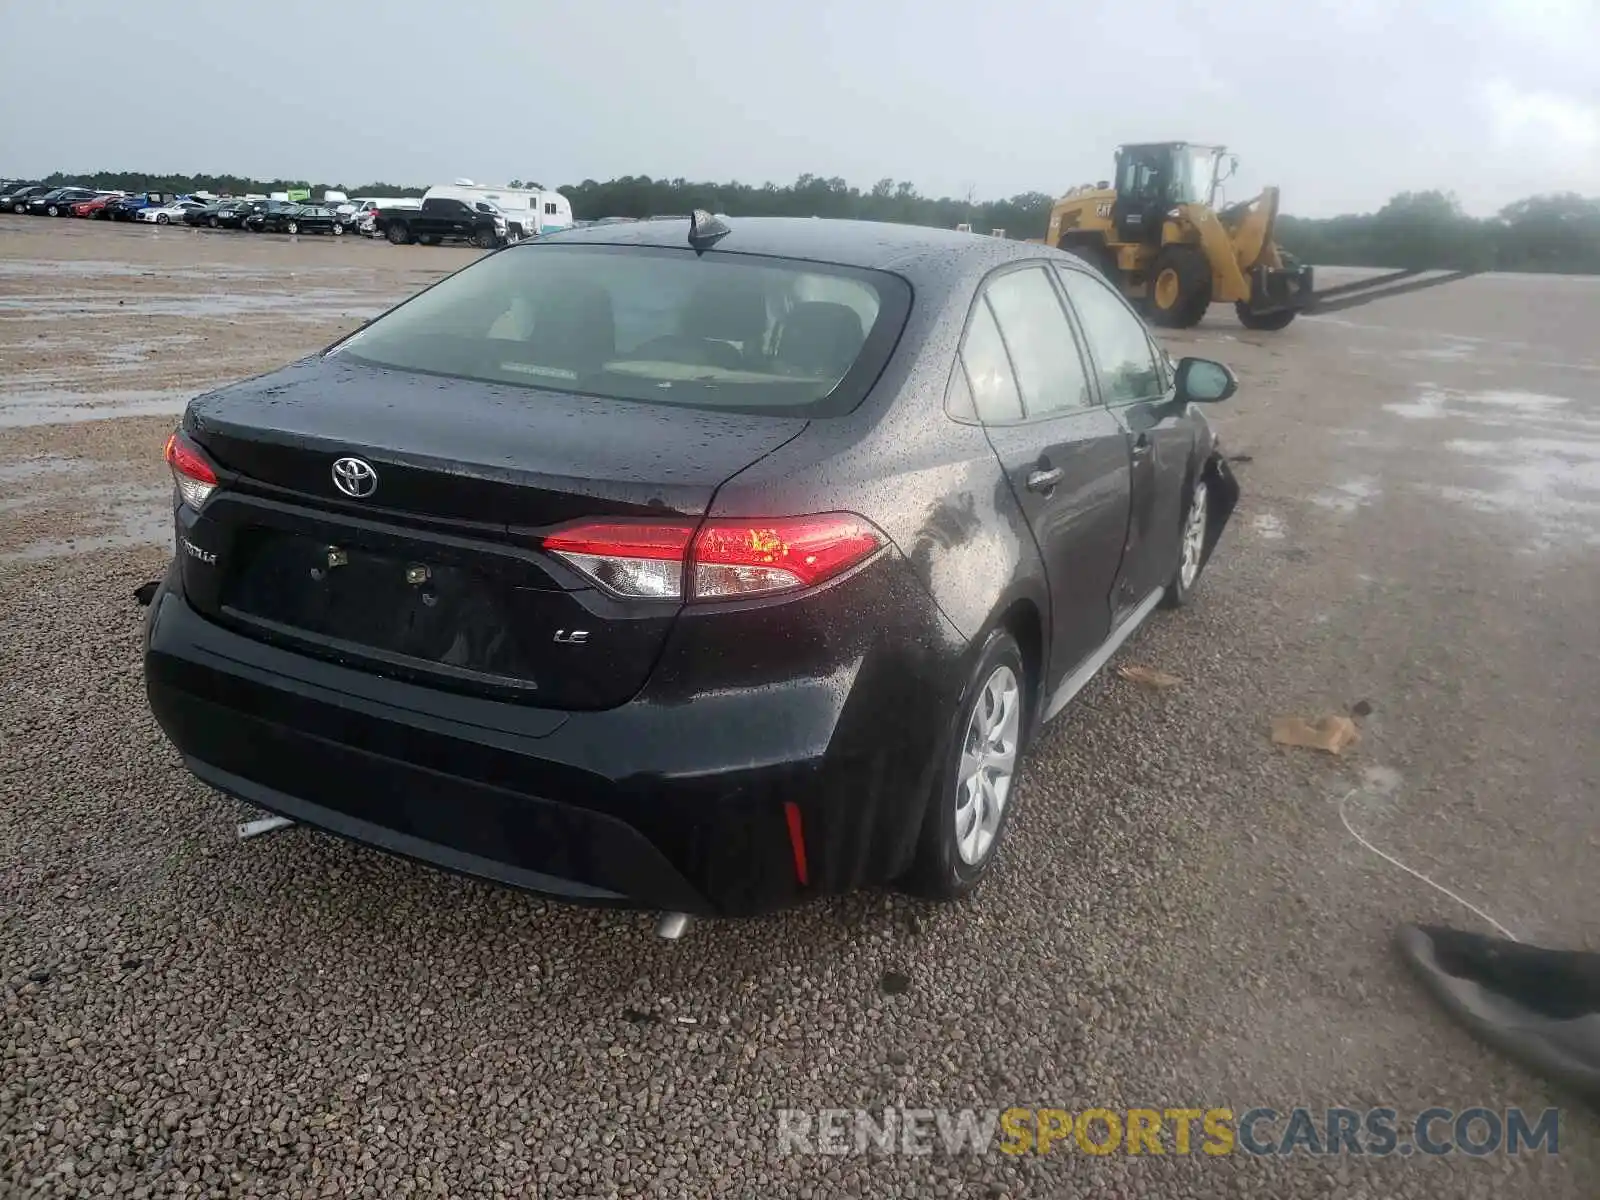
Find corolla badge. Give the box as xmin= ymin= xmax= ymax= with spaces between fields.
xmin=331 ymin=456 xmax=378 ymax=498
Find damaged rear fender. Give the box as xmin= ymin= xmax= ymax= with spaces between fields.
xmin=1200 ymin=452 xmax=1240 ymax=568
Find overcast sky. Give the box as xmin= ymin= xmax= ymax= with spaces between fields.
xmin=2 ymin=0 xmax=1596 ymax=217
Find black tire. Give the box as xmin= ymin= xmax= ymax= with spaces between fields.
xmin=208 ymin=216 xmax=219 ymax=228
xmin=473 ymin=229 xmax=497 ymax=250
xmin=1235 ymin=304 xmax=1296 ymax=331
xmin=286 ymin=220 xmax=299 ymax=235
xmin=386 ymin=222 xmax=410 ymax=245
xmin=417 ymin=233 xmax=438 ymax=246
xmin=1148 ymin=245 xmax=1212 ymax=328
xmin=332 ymin=223 xmax=344 ymax=236
xmin=156 ymin=213 xmax=169 ymax=225
xmin=1162 ymin=476 xmax=1211 ymax=608
xmin=12 ymin=204 xmax=23 ymax=214
xmin=1059 ymin=236 xmax=1117 ymax=281
xmin=904 ymin=627 xmax=1028 ymax=901
xmin=47 ymin=205 xmax=59 ymax=217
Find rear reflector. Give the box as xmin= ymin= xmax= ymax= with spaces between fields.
xmin=542 ymin=514 xmax=883 ymax=601
xmin=164 ymin=432 xmax=217 ymax=509
xmin=783 ymin=801 xmax=809 ymax=887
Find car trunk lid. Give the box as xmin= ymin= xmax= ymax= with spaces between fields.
xmin=178 ymin=357 xmax=807 ymax=709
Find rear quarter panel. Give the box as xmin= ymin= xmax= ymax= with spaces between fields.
xmin=709 ymin=261 xmax=1049 ymax=655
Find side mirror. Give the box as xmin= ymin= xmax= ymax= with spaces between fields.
xmin=1174 ymin=357 xmax=1238 ymax=404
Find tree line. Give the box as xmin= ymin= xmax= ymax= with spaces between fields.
xmin=28 ymin=170 xmax=1600 ymax=273
xmin=1276 ymin=190 xmax=1600 ymax=274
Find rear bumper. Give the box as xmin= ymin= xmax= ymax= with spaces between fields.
xmin=144 ymin=557 xmax=965 ymax=915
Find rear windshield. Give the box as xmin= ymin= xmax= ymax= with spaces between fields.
xmin=331 ymin=243 xmax=910 ymax=417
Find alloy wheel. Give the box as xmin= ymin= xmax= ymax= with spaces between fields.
xmin=1179 ymin=481 xmax=1209 ymax=591
xmin=953 ymin=664 xmax=1020 ymax=866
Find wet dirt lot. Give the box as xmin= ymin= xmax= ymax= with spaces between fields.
xmin=2 ymin=218 xmax=1598 ymax=1198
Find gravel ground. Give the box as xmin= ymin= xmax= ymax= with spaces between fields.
xmin=2 ymin=218 xmax=1598 ymax=1198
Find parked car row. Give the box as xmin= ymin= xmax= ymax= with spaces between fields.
xmin=1 ymin=180 xmax=578 ymax=249
xmin=0 ymin=183 xmax=369 ymax=238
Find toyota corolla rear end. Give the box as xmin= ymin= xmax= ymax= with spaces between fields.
xmin=143 ymin=233 xmax=964 ymax=915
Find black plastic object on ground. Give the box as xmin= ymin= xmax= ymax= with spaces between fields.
xmin=1397 ymin=924 xmax=1600 ymax=1105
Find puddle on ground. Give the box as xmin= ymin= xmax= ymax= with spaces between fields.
xmin=1250 ymin=512 xmax=1286 ymax=540
xmin=1383 ymin=384 xmax=1600 ymax=547
xmin=0 ymin=389 xmax=193 ymax=427
xmin=1310 ymin=476 xmax=1381 ymax=514
xmin=0 ymin=454 xmax=102 ymax=484
xmin=0 ymin=480 xmax=172 ymax=563
xmin=0 ymin=337 xmax=203 ymax=388
xmin=1407 ymin=339 xmax=1477 ymax=363
xmin=0 ymin=289 xmax=386 ymax=321
xmin=1384 ymin=385 xmax=1581 ymax=424
xmin=0 ymin=259 xmax=380 ymax=284
xmin=1383 ymin=386 xmax=1451 ymax=420
xmin=1434 ymin=437 xmax=1600 ymax=545
xmin=1319 ymin=315 xmax=1600 ymax=375
xmin=99 ymin=334 xmax=202 ymax=365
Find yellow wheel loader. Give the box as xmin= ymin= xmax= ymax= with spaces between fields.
xmin=1046 ymin=142 xmax=1308 ymax=329
xmin=1044 ymin=143 xmax=1478 ymax=331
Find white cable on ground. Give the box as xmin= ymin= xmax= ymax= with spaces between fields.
xmin=1337 ymin=787 xmax=1520 ymax=943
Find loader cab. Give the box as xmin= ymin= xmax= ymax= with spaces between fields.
xmin=1111 ymin=142 xmax=1226 ymax=243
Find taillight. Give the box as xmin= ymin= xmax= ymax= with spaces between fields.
xmin=164 ymin=431 xmax=218 ymax=509
xmin=543 ymin=514 xmax=883 ymax=601
xmin=691 ymin=516 xmax=883 ymax=598
xmin=542 ymin=522 xmax=693 ymax=599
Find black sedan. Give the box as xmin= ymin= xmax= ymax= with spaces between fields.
xmin=25 ymin=186 xmax=98 ymax=216
xmin=246 ymin=202 xmax=344 ymax=235
xmin=212 ymin=200 xmax=262 ymax=229
xmin=143 ymin=217 xmax=1240 ymax=918
xmin=184 ymin=200 xmax=247 ymax=228
xmin=0 ymin=183 xmax=47 ymax=212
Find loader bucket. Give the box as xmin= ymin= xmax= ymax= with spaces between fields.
xmin=1298 ymin=268 xmax=1482 ymax=315
xmin=1244 ymin=262 xmax=1315 ymax=314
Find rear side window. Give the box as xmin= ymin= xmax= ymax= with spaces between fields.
xmin=332 ymin=244 xmax=910 ymax=417
xmin=1055 ymin=267 xmax=1165 ymax=404
xmin=957 ymin=302 xmax=1023 ymax=423
xmin=984 ymin=267 xmax=1094 ymax=416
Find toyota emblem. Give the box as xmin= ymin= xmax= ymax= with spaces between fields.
xmin=331 ymin=456 xmax=378 ymax=499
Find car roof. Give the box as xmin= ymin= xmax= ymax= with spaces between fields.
xmin=531 ymin=216 xmax=1048 ymax=282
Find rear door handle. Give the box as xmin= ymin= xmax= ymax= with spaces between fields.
xmin=1026 ymin=467 xmax=1064 ymax=492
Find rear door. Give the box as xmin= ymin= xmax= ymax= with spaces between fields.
xmin=957 ymin=264 xmax=1131 ymax=689
xmin=425 ymin=198 xmax=471 ymax=239
xmin=1056 ymin=265 xmax=1191 ymax=618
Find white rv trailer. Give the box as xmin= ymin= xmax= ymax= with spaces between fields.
xmin=423 ymin=179 xmax=573 ymax=239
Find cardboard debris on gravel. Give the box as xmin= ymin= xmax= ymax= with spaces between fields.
xmin=1271 ymin=714 xmax=1362 ymax=755
xmin=1118 ymin=664 xmax=1183 ymax=690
